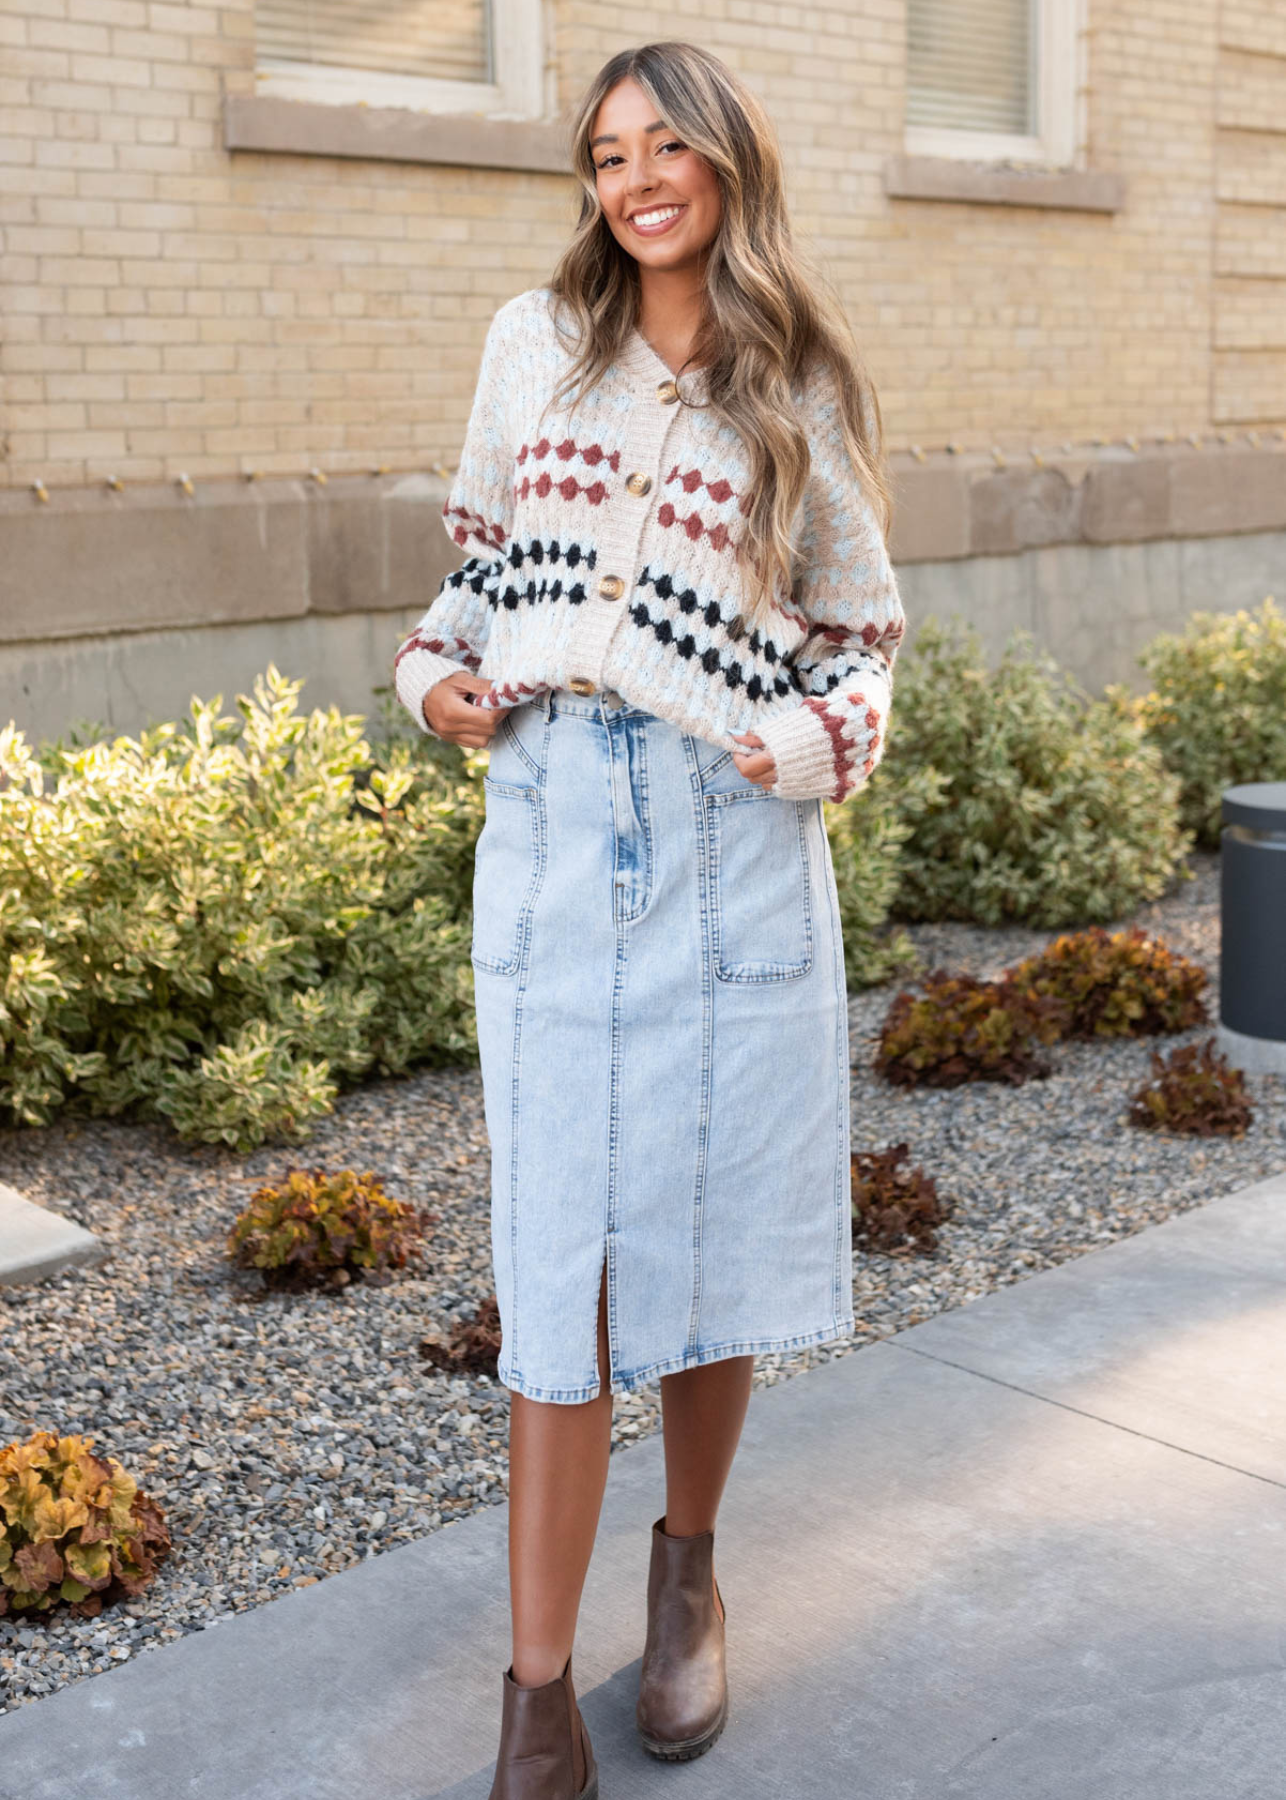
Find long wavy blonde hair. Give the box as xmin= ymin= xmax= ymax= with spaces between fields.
xmin=547 ymin=40 xmax=894 ymax=631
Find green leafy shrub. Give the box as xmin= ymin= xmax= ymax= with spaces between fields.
xmin=881 ymin=617 xmax=1191 ymax=926
xmin=227 ymin=1166 xmax=432 ymax=1290
xmin=851 ymin=1142 xmax=953 ymax=1254
xmin=0 ymin=1430 xmax=171 ymax=1618
xmin=1128 ymin=1036 xmax=1254 ymax=1136
xmin=420 ymin=1295 xmax=503 ymax=1377
xmin=1135 ymin=596 xmax=1286 ymax=848
xmin=0 ymin=668 xmax=483 ymax=1149
xmin=824 ymin=762 xmax=936 ymax=989
xmin=876 ymin=969 xmax=1067 ymax=1087
xmin=1007 ymin=926 xmax=1209 ymax=1039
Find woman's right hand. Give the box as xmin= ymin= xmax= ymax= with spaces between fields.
xmin=423 ymin=671 xmax=504 ymax=748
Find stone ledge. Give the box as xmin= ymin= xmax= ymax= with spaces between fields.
xmin=1 ymin=446 xmax=1283 ymax=644
xmin=887 ymin=441 xmax=1286 ymax=562
xmin=884 ymin=153 xmax=1125 ymax=212
xmin=0 ymin=473 xmax=460 ymax=644
xmin=223 ymin=95 xmax=571 ymax=173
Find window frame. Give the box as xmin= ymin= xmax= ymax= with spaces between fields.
xmin=253 ymin=0 xmax=545 ymax=120
xmin=904 ymin=0 xmax=1082 ymax=168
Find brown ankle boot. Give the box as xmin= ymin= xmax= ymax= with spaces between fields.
xmin=635 ymin=1513 xmax=728 ymax=1761
xmin=487 ymin=1654 xmax=598 ymax=1800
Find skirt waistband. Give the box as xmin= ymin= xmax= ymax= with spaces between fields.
xmin=533 ymin=684 xmax=654 ymax=723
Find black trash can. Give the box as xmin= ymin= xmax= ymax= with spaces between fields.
xmin=1219 ymin=781 xmax=1286 ymax=1075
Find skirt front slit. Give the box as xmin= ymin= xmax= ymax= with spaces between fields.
xmin=470 ymin=685 xmax=854 ymax=1404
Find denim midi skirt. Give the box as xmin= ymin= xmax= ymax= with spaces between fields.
xmin=470 ymin=684 xmax=854 ymax=1404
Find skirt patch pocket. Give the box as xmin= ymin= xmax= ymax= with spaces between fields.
xmin=472 ymin=779 xmax=544 ymax=977
xmin=707 ymin=789 xmax=814 ymax=983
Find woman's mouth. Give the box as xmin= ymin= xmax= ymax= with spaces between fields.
xmin=628 ymin=203 xmax=688 ymax=238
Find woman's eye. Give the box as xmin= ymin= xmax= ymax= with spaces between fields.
xmin=594 ymin=141 xmax=685 ymax=170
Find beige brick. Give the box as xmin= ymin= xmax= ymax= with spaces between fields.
xmin=88 ymin=400 xmax=161 ymax=428
xmin=30 ymin=79 xmax=111 ymax=109
xmin=8 ymin=46 xmax=70 ymax=78
xmin=146 ymin=3 xmax=219 ymax=35
xmin=84 ymin=343 xmax=159 ymax=371
xmin=103 ymin=285 xmax=145 ymax=313
xmin=3 ymin=282 xmax=59 ymax=312
xmin=77 ymin=169 xmax=154 ymax=199
xmin=7 ymin=342 xmax=84 ymax=371
xmin=9 ymin=402 xmax=87 ymax=430
xmin=82 ymin=454 xmax=165 ymax=479
xmin=10 ymin=220 xmax=76 ymax=253
xmin=69 ymin=0 xmax=148 ymax=27
xmin=111 ymin=27 xmax=188 ymax=63
xmin=80 ymin=225 xmax=158 ymax=255
xmin=39 ymin=140 xmax=114 ymax=169
xmin=127 ymin=371 xmax=200 ymax=400
xmin=32 ymin=16 xmax=112 ymax=52
xmin=116 ymin=198 xmax=191 ymax=228
xmin=46 ymin=429 xmax=126 ymax=457
xmin=162 ymin=343 xmax=236 ymax=372
xmin=70 ymin=51 xmax=152 ymax=88
xmin=35 ymin=192 xmax=112 ymax=224
xmin=57 ymin=370 xmax=123 ymax=400
xmin=62 ymin=285 xmax=106 ymax=314
xmin=110 ymin=85 xmax=187 ymax=118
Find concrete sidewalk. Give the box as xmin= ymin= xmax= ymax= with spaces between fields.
xmin=2 ymin=1171 xmax=1284 ymax=1800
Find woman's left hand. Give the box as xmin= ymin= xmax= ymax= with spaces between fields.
xmin=730 ymin=731 xmax=777 ymax=791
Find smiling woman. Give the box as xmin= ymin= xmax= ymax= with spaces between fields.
xmin=391 ymin=39 xmax=907 ymax=1800
xmin=546 ymin=44 xmax=895 ymax=653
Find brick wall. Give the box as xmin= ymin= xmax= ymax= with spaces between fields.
xmin=3 ymin=0 xmax=1283 ymax=496
xmin=1215 ymin=3 xmax=1286 ymax=425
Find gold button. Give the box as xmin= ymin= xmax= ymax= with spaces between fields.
xmin=657 ymin=379 xmax=679 ymax=404
xmin=597 ymin=573 xmax=625 ymax=600
xmin=568 ymin=677 xmax=596 ymax=696
xmin=626 ymin=471 xmax=652 ymax=496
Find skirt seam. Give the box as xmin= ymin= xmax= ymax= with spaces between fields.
xmin=684 ymin=733 xmax=717 ymax=1358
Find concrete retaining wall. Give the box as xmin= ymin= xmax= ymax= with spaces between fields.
xmin=3 ymin=443 xmax=1283 ymax=741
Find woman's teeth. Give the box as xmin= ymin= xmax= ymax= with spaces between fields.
xmin=632 ymin=205 xmax=684 ymax=227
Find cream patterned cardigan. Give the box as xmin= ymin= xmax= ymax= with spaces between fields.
xmin=394 ymin=287 xmax=906 ymax=804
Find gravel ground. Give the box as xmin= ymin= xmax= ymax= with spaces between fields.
xmin=2 ymin=847 xmax=1283 ymax=1714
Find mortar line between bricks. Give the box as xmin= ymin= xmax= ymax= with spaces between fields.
xmin=889 ymin=1341 xmax=1286 ymax=1492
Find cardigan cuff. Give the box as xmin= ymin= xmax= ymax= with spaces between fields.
xmin=394 ymin=646 xmax=478 ymax=739
xmin=753 ymin=702 xmax=844 ymax=800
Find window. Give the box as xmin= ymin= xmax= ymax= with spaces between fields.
xmin=254 ymin=0 xmax=544 ymax=118
xmin=905 ymin=0 xmax=1079 ymax=165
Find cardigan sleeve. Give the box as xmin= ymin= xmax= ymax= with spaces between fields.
xmin=393 ymin=301 xmax=518 ymax=738
xmin=751 ymin=366 xmax=907 ymax=805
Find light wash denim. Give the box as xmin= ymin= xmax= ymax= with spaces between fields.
xmin=471 ymin=684 xmax=854 ymax=1404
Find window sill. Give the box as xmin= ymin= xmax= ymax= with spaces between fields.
xmin=884 ymin=153 xmax=1123 ymax=213
xmin=223 ymin=95 xmax=570 ymax=174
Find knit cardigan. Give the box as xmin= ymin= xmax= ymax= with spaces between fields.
xmin=393 ymin=287 xmax=906 ymax=804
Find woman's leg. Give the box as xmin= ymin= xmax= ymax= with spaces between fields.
xmin=658 ymin=1356 xmax=754 ymax=1536
xmin=634 ymin=1356 xmax=751 ymax=1759
xmin=507 ymin=1263 xmax=614 ymax=1687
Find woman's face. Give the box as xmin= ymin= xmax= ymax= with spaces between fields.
xmin=589 ymin=77 xmax=722 ymax=275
